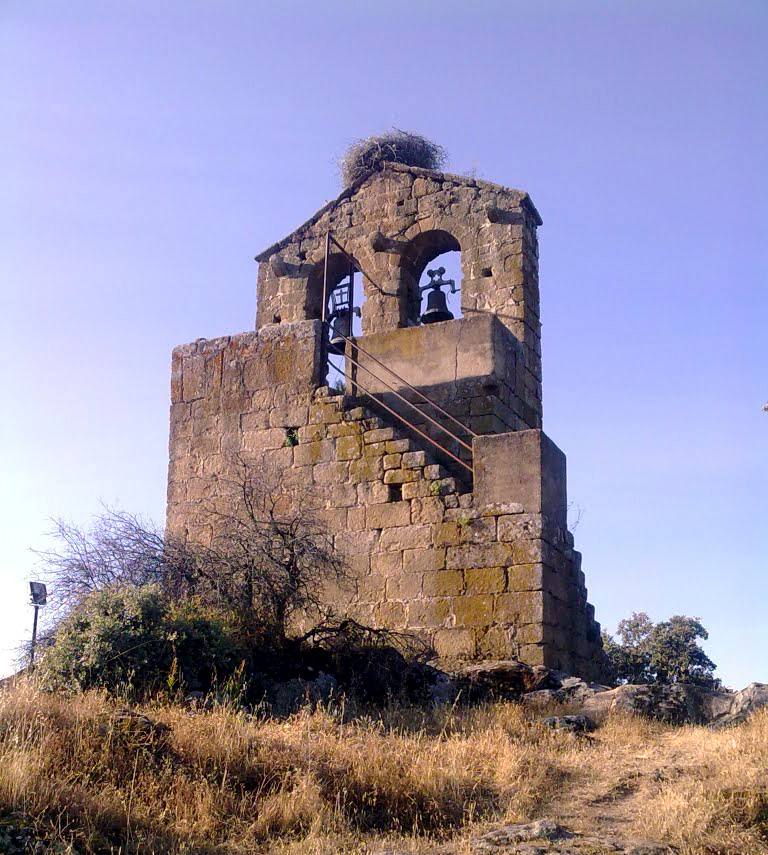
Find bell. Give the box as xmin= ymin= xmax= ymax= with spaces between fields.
xmin=420 ymin=287 xmax=454 ymax=324
xmin=328 ymin=309 xmax=352 ymax=355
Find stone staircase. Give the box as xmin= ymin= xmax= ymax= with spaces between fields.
xmin=311 ymin=384 xmax=473 ymax=503
xmin=315 ymin=386 xmax=472 ymax=495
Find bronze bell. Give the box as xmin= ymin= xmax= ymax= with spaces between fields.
xmin=327 ymin=278 xmax=360 ymax=355
xmin=421 ymin=287 xmax=454 ymax=324
xmin=328 ymin=309 xmax=353 ymax=355
xmin=420 ymin=266 xmax=458 ymax=324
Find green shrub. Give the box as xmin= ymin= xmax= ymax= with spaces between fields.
xmin=602 ymin=611 xmax=719 ymax=688
xmin=37 ymin=586 xmax=245 ymax=698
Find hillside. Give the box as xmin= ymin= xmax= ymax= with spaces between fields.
xmin=0 ymin=682 xmax=766 ymax=854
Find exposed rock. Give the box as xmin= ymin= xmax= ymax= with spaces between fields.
xmin=538 ymin=715 xmax=595 ymax=734
xmin=471 ymin=818 xmax=569 ymax=850
xmin=438 ymin=659 xmax=557 ymax=701
xmin=370 ymin=819 xmax=674 ymax=853
xmin=96 ymin=708 xmax=170 ymax=745
xmin=706 ymin=682 xmax=768 ymax=728
xmin=516 ymin=668 xmax=768 ymax=728
xmin=268 ymin=672 xmax=338 ymax=716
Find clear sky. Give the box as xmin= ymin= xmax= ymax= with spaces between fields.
xmin=2 ymin=1 xmax=766 ymax=687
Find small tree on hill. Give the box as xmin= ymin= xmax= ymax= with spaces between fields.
xmin=602 ymin=611 xmax=719 ymax=688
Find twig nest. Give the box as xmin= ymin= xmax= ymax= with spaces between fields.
xmin=340 ymin=129 xmax=447 ymax=187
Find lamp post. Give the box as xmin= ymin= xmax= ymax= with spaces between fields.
xmin=29 ymin=581 xmax=47 ymax=670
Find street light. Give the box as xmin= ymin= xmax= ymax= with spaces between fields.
xmin=29 ymin=581 xmax=47 ymax=669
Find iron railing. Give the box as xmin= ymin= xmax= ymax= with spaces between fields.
xmin=322 ymin=231 xmax=475 ymax=477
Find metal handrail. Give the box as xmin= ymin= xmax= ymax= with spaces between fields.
xmin=324 ymin=232 xmax=477 ymax=442
xmin=337 ymin=331 xmax=472 ymax=452
xmin=338 ymin=363 xmax=473 ymax=475
xmin=340 ymin=341 xmax=472 ymax=454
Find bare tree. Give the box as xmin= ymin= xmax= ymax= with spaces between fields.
xmin=196 ymin=455 xmax=348 ymax=646
xmin=35 ymin=459 xmax=348 ymax=649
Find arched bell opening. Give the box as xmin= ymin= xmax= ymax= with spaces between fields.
xmin=399 ymin=230 xmax=463 ymax=327
xmin=306 ymin=253 xmax=365 ymax=390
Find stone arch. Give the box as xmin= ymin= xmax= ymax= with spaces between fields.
xmin=399 ymin=229 xmax=462 ymax=326
xmin=305 ymin=252 xmax=358 ymax=320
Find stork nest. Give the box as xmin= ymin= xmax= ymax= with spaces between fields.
xmin=340 ymin=129 xmax=447 ymax=187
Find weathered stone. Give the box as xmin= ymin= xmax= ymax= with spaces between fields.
xmin=446 ymin=543 xmax=512 ymax=569
xmin=379 ymin=524 xmax=432 ymax=552
xmin=335 ymin=435 xmax=362 ymax=460
xmin=401 ymin=450 xmax=426 ymax=468
xmin=402 ymin=547 xmax=446 ymax=574
xmin=422 ymin=569 xmax=463 ymax=597
xmin=465 ymin=566 xmax=506 ymax=594
xmin=383 ymin=468 xmax=420 ymax=484
xmin=453 ymin=594 xmax=494 ymax=627
xmin=366 ymin=501 xmax=411 ymax=529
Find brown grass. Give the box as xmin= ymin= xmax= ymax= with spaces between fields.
xmin=0 ymin=681 xmax=766 ymax=854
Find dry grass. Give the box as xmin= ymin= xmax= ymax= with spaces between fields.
xmin=0 ymin=681 xmax=766 ymax=854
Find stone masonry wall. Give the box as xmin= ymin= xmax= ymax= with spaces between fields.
xmin=167 ymin=322 xmax=603 ymax=679
xmin=254 ymin=163 xmax=544 ymax=424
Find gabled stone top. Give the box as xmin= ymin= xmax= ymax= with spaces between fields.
xmin=254 ymin=162 xmax=543 ymax=263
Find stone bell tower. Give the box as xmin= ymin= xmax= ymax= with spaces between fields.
xmin=166 ymin=160 xmax=603 ymax=678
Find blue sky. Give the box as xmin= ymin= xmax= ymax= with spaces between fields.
xmin=1 ymin=1 xmax=766 ymax=687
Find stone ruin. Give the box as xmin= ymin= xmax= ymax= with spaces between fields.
xmin=166 ymin=160 xmax=603 ymax=679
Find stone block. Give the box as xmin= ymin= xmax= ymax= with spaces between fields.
xmin=453 ymin=594 xmax=494 ymax=627
xmin=507 ymin=563 xmax=544 ymax=592
xmin=434 ymin=628 xmax=476 ymax=659
xmin=346 ymin=506 xmax=366 ymax=530
xmin=465 ymin=566 xmax=506 ymax=595
xmin=349 ymin=456 xmax=383 ymax=482
xmin=242 ymin=427 xmax=286 ymax=452
xmin=379 ymin=524 xmax=432 ymax=552
xmin=445 ymin=543 xmax=512 ymax=570
xmin=497 ymin=513 xmax=543 ymax=542
xmin=408 ymin=597 xmax=452 ymax=627
xmin=422 ymin=569 xmax=463 ymax=597
xmin=364 ymin=427 xmax=395 ymax=443
xmin=403 ymin=547 xmax=446 ymax=574
xmin=385 ymin=439 xmax=410 ymax=454
xmin=375 ymin=600 xmax=407 ymax=625
xmin=363 ymin=441 xmax=387 ymax=458
xmin=493 ymin=590 xmax=558 ymax=625
xmin=386 ymin=573 xmax=422 ymax=600
xmin=458 ymin=516 xmax=496 ymax=543
xmin=357 ymin=481 xmax=391 ymax=504
xmin=402 ymin=481 xmax=430 ymax=499
xmin=293 ymin=439 xmax=333 ymax=465
xmin=328 ymin=482 xmax=358 ymax=508
xmin=473 ymin=430 xmax=567 ymax=528
xmin=383 ymin=468 xmax=420 ymax=484
xmin=383 ymin=453 xmax=402 ymax=470
xmin=313 ymin=461 xmax=350 ymax=484
xmin=366 ymin=501 xmax=411 ymax=529
xmin=410 ymin=497 xmax=444 ymax=524
xmin=326 ymin=422 xmax=361 ymax=438
xmin=336 ymin=435 xmax=362 ymax=460
xmin=298 ymin=423 xmax=325 ymax=443
xmin=434 ymin=521 xmax=461 ymax=547
xmin=518 ymin=643 xmax=547 ymax=667
xmin=402 ymin=450 xmax=426 ymax=468
xmin=371 ymin=551 xmax=402 ymax=575
xmin=423 ymin=464 xmax=448 ymax=480
xmin=476 ymin=625 xmax=516 ymax=659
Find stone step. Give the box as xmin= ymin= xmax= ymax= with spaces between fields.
xmin=336 ymin=392 xmax=472 ymax=494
